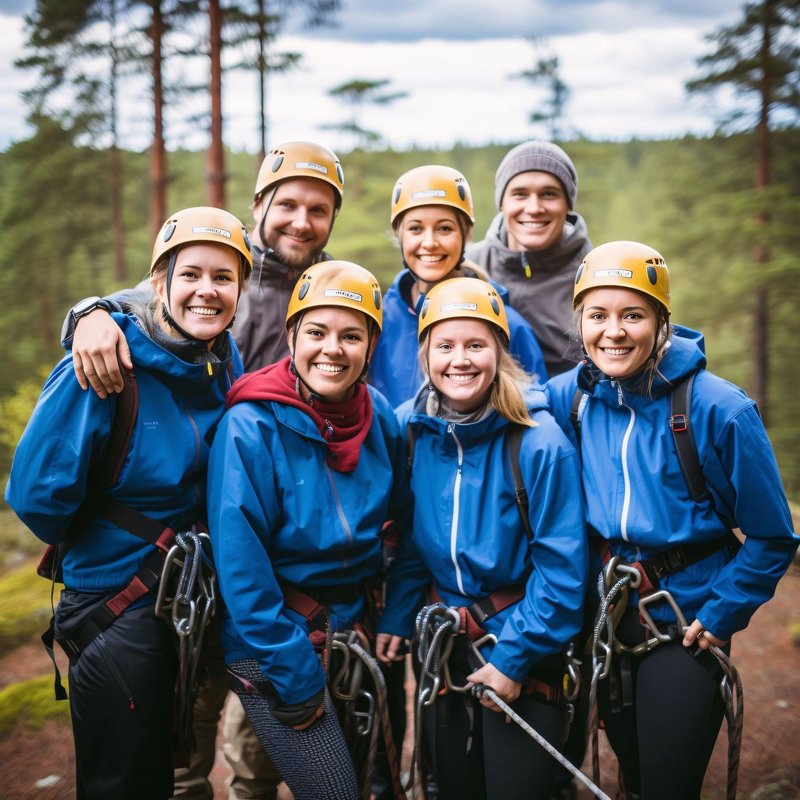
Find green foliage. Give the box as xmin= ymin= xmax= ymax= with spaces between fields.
xmin=1 ymin=129 xmax=799 ymax=498
xmin=0 ymin=558 xmax=55 ymax=652
xmin=0 ymin=675 xmax=71 ymax=736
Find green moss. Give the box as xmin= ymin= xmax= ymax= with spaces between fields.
xmin=0 ymin=557 xmax=56 ymax=651
xmin=0 ymin=674 xmax=71 ymax=736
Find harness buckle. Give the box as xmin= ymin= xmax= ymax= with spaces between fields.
xmin=670 ymin=413 xmax=688 ymax=433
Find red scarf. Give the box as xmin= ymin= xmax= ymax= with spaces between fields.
xmin=226 ymin=356 xmax=373 ymax=473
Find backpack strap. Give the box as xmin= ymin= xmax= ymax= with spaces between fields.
xmin=669 ymin=372 xmax=710 ymax=504
xmin=569 ymin=388 xmax=585 ymax=445
xmin=507 ymin=423 xmax=534 ymax=542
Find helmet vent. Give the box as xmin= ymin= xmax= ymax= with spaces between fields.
xmin=271 ymin=155 xmax=284 ymax=173
xmin=163 ymin=222 xmax=176 ymax=242
xmin=458 ymin=185 xmax=466 ymax=201
xmin=490 ymin=298 xmax=500 ymax=316
xmin=298 ymin=281 xmax=310 ymax=300
xmin=373 ymin=288 xmax=382 ymax=310
xmin=647 ymin=266 xmax=658 ymax=285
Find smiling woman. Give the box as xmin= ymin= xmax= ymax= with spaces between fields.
xmin=4 ymin=206 xmax=252 ymax=800
xmin=206 ymin=259 xmax=411 ymax=800
xmin=546 ymin=240 xmax=799 ymax=800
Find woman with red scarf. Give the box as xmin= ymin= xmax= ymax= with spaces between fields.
xmin=207 ymin=261 xmax=409 ymax=800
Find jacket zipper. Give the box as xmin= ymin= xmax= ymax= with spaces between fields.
xmin=448 ymin=424 xmax=466 ymax=595
xmin=614 ymin=382 xmax=636 ymax=543
xmin=324 ymin=462 xmax=353 ymax=560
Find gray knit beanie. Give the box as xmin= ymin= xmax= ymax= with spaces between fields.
xmin=494 ymin=141 xmax=578 ymax=209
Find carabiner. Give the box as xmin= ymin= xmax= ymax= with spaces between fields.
xmin=638 ymin=589 xmax=688 ymax=643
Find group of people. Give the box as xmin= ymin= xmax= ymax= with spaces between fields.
xmin=5 ymin=137 xmax=798 ymax=800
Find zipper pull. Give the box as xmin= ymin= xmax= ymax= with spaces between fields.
xmin=614 ymin=381 xmax=624 ymax=406
xmin=520 ymin=252 xmax=532 ymax=278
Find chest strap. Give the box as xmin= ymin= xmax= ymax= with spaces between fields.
xmin=432 ymin=583 xmax=526 ymax=641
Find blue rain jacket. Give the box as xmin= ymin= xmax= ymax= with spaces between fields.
xmin=5 ymin=313 xmax=238 ymax=592
xmin=369 ymin=269 xmax=549 ymax=408
xmin=546 ymin=325 xmax=798 ymax=641
xmin=378 ymin=387 xmax=588 ymax=683
xmin=207 ymin=387 xmax=409 ymax=706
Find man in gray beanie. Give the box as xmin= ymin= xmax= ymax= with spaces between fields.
xmin=466 ymin=140 xmax=591 ymax=375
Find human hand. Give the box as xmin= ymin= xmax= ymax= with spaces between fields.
xmin=375 ymin=633 xmax=407 ymax=663
xmin=467 ymin=662 xmax=521 ymax=711
xmin=682 ymin=618 xmax=727 ymax=650
xmin=72 ymin=310 xmax=132 ymax=397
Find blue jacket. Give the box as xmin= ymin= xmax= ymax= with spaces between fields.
xmin=546 ymin=325 xmax=798 ymax=641
xmin=5 ymin=313 xmax=238 ymax=593
xmin=207 ymin=387 xmax=409 ymax=706
xmin=379 ymin=388 xmax=588 ymax=683
xmin=369 ymin=269 xmax=549 ymax=409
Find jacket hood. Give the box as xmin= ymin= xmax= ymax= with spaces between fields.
xmin=402 ymin=382 xmax=546 ymax=441
xmin=577 ymin=324 xmax=707 ymax=400
xmin=389 ymin=266 xmax=511 ymax=307
xmin=116 ymin=312 xmax=234 ymax=380
xmin=483 ymin=210 xmax=590 ymax=272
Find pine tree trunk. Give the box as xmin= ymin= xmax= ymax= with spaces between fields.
xmin=149 ymin=0 xmax=167 ymax=240
xmin=206 ymin=0 xmax=225 ymax=208
xmin=109 ymin=0 xmax=126 ymax=282
xmin=752 ymin=0 xmax=773 ymax=421
xmin=257 ymin=0 xmax=267 ymax=165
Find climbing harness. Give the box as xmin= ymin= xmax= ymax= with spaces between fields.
xmin=329 ymin=629 xmax=406 ymax=800
xmin=590 ymin=555 xmax=744 ymax=800
xmin=155 ymin=527 xmax=217 ymax=752
xmin=412 ymin=602 xmax=606 ymax=800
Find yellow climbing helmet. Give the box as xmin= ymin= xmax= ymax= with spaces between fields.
xmin=286 ymin=261 xmax=383 ymax=331
xmin=390 ymin=165 xmax=475 ymax=227
xmin=150 ymin=206 xmax=253 ymax=280
xmin=573 ymin=240 xmax=671 ymax=313
xmin=255 ymin=141 xmax=344 ymax=208
xmin=418 ymin=277 xmax=509 ymax=342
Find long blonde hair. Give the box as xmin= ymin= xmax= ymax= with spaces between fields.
xmin=419 ymin=325 xmax=536 ymax=427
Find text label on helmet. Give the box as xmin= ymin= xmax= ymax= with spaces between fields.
xmin=441 ymin=302 xmax=478 ymax=312
xmin=191 ymin=225 xmax=232 ymax=239
xmin=594 ymin=269 xmax=633 ymax=278
xmin=324 ymin=288 xmax=363 ymax=302
xmin=411 ymin=189 xmax=447 ymax=199
xmin=296 ymin=161 xmax=329 ymax=175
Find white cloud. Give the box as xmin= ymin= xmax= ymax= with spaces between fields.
xmin=0 ymin=5 xmax=746 ymax=155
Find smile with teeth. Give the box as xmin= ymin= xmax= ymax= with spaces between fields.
xmin=445 ymin=372 xmax=478 ymax=382
xmin=314 ymin=363 xmax=345 ymax=374
xmin=188 ymin=307 xmax=219 ymax=316
xmin=601 ymin=347 xmax=633 ymax=356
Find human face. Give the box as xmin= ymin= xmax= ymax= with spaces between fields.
xmin=399 ymin=206 xmax=464 ymax=292
xmin=254 ymin=177 xmax=336 ymax=268
xmin=289 ymin=306 xmax=374 ymax=403
xmin=427 ymin=318 xmax=499 ymax=412
xmin=580 ymin=288 xmax=658 ymax=379
xmin=501 ymin=171 xmax=569 ymax=253
xmin=155 ymin=242 xmax=240 ymax=343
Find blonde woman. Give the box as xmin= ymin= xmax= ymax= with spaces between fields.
xmin=377 ymin=277 xmax=587 ymax=800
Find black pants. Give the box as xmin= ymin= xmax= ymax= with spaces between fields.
xmin=57 ymin=591 xmax=178 ymax=800
xmin=598 ymin=638 xmax=726 ymax=799
xmin=424 ymin=639 xmax=566 ymax=800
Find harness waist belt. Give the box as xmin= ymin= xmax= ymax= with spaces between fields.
xmin=602 ymin=533 xmax=739 ymax=596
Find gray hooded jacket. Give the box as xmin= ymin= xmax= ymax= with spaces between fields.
xmin=466 ymin=211 xmax=591 ymax=375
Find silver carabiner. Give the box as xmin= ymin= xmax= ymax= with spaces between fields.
xmin=638 ymin=589 xmax=688 ymax=642
xmin=353 ymin=689 xmax=375 ymax=736
xmin=172 ymin=598 xmax=196 ymax=638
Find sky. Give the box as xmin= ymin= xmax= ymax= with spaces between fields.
xmin=0 ymin=0 xmax=747 ymax=154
